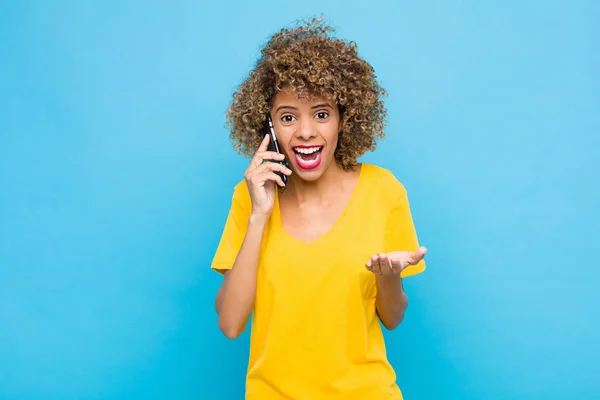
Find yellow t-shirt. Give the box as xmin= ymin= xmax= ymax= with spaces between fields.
xmin=211 ymin=163 xmax=426 ymax=400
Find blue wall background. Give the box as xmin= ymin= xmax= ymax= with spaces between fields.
xmin=1 ymin=1 xmax=598 ymax=399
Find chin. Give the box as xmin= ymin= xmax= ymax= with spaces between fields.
xmin=293 ymin=169 xmax=324 ymax=182
xmin=290 ymin=158 xmax=334 ymax=182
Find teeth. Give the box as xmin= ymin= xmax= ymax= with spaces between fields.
xmin=294 ymin=146 xmax=321 ymax=154
xmin=297 ymin=155 xmax=319 ymax=165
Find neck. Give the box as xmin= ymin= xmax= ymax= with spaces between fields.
xmin=284 ymin=162 xmax=358 ymax=203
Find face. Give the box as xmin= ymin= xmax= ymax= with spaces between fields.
xmin=269 ymin=89 xmax=343 ymax=182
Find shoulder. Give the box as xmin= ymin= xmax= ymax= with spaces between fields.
xmin=231 ymin=179 xmax=252 ymax=209
xmin=233 ymin=179 xmax=249 ymax=195
xmin=360 ymin=163 xmax=408 ymax=202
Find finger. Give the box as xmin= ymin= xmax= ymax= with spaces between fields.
xmin=381 ymin=253 xmax=395 ymax=274
xmin=256 ymin=151 xmax=285 ymax=162
xmin=379 ymin=253 xmax=392 ymax=274
xmin=367 ymin=255 xmax=376 ymax=273
xmin=267 ymin=172 xmax=285 ymax=187
xmin=249 ymin=135 xmax=271 ymax=169
xmin=390 ymin=257 xmax=403 ymax=274
xmin=249 ymin=161 xmax=292 ymax=178
xmin=258 ymin=133 xmax=270 ymax=152
xmin=251 ymin=169 xmax=286 ymax=187
xmin=408 ymin=246 xmax=427 ymax=265
xmin=269 ymin=162 xmax=293 ymax=176
xmin=371 ymin=254 xmax=382 ymax=274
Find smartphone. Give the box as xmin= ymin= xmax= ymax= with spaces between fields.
xmin=264 ymin=115 xmax=288 ymax=187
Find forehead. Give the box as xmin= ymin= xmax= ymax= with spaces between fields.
xmin=272 ymin=88 xmax=335 ymax=107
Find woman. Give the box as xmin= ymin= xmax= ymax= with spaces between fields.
xmin=211 ymin=17 xmax=427 ymax=400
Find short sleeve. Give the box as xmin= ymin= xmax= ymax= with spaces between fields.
xmin=210 ymin=181 xmax=251 ymax=274
xmin=384 ymin=187 xmax=426 ymax=278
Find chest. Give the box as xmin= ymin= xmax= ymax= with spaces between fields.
xmin=261 ymin=195 xmax=387 ymax=285
xmin=258 ymin=208 xmax=386 ymax=309
xmin=278 ymin=197 xmax=351 ymax=243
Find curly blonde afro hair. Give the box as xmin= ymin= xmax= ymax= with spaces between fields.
xmin=226 ymin=16 xmax=388 ymax=170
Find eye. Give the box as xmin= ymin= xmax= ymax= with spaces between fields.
xmin=315 ymin=111 xmax=329 ymax=120
xmin=281 ymin=114 xmax=296 ymax=123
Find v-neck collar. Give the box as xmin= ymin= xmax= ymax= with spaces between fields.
xmin=272 ymin=163 xmax=366 ymax=247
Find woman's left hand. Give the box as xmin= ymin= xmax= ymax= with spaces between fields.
xmin=365 ymin=246 xmax=427 ymax=275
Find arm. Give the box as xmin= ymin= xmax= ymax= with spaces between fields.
xmin=375 ymin=274 xmax=408 ymax=330
xmin=370 ymin=186 xmax=427 ymax=329
xmin=215 ymin=213 xmax=268 ymax=339
xmin=366 ymin=247 xmax=426 ymax=330
xmin=213 ymin=134 xmax=291 ymax=339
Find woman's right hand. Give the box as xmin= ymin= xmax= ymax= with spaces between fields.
xmin=244 ymin=134 xmax=292 ymax=217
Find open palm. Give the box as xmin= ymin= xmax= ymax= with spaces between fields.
xmin=365 ymin=246 xmax=427 ymax=275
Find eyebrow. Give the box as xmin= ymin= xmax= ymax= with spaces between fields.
xmin=275 ymin=103 xmax=333 ymax=112
xmin=275 ymin=105 xmax=298 ymax=112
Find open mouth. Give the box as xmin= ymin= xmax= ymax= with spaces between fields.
xmin=292 ymin=146 xmax=323 ymax=170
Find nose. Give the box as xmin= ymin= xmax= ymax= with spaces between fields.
xmin=296 ymin=117 xmax=317 ymax=141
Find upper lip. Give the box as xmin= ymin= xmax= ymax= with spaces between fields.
xmin=292 ymin=145 xmax=323 ymax=149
